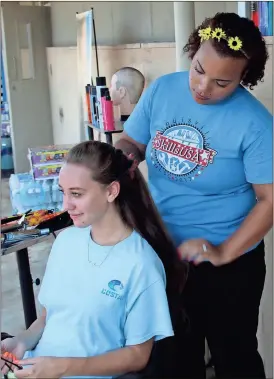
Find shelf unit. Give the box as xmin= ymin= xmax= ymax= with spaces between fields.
xmin=237 ymin=1 xmax=273 ymax=38
xmin=85 ymin=121 xmax=124 ymax=145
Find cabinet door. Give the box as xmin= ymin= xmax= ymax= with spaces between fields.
xmin=47 ymin=47 xmax=80 ymax=145
xmin=2 ymin=2 xmax=53 ymax=173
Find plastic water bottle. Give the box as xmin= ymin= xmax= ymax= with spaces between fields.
xmin=9 ymin=173 xmax=32 ymax=213
xmin=22 ymin=182 xmax=42 ymax=211
xmin=20 ymin=181 xmax=32 ymax=210
xmin=32 ymin=182 xmax=44 ymax=210
xmin=9 ymin=174 xmax=20 ymax=214
xmin=51 ymin=177 xmax=61 ymax=210
xmin=42 ymin=179 xmax=52 ymax=209
xmin=58 ymin=182 xmax=64 ymax=210
xmin=52 ymin=177 xmax=59 ymax=203
xmin=56 ymin=201 xmax=64 ymax=211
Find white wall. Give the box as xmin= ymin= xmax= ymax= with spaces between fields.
xmin=50 ymin=1 xmax=174 ymax=46
xmin=2 ymin=2 xmax=54 ymax=173
xmin=194 ymin=1 xmax=237 ymax=25
xmin=50 ymin=1 xmax=237 ymax=47
xmin=259 ymin=229 xmax=273 ymax=379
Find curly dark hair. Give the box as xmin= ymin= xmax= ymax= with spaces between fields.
xmin=183 ymin=12 xmax=269 ymax=90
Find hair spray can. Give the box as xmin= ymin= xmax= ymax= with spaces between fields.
xmin=95 ymin=77 xmax=107 ymax=129
xmin=1 ymin=228 xmax=50 ymax=245
xmin=102 ymin=89 xmax=115 ymax=131
xmin=90 ymin=86 xmax=98 ymax=127
xmin=85 ymin=85 xmax=92 ymax=123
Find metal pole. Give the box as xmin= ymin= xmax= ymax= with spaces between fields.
xmin=16 ymin=248 xmax=37 ymax=328
xmin=91 ymin=8 xmax=99 ymax=78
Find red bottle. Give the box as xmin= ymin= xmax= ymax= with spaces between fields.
xmin=85 ymin=84 xmax=92 ymax=123
xmin=102 ymin=89 xmax=115 ymax=131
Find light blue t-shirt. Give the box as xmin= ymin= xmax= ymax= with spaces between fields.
xmin=24 ymin=227 xmax=174 ymax=378
xmin=124 ymin=71 xmax=273 ymax=248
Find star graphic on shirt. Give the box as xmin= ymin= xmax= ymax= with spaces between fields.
xmin=200 ymin=151 xmax=209 ymax=161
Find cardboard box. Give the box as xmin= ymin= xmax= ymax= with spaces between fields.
xmin=28 ymin=144 xmax=72 ymax=166
xmin=32 ymin=163 xmax=63 ymax=180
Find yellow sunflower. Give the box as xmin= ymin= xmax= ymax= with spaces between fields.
xmin=212 ymin=28 xmax=226 ymax=42
xmin=198 ymin=27 xmax=212 ymax=42
xmin=227 ymin=36 xmax=243 ymax=51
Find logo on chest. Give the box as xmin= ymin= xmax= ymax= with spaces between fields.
xmin=101 ymin=280 xmax=124 ymax=300
xmin=151 ymin=120 xmax=217 ymax=182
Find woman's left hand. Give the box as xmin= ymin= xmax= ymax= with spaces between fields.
xmin=177 ymin=238 xmax=230 ymax=266
xmin=14 ymin=356 xmax=67 ymax=379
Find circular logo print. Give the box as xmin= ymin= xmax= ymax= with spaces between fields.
xmin=151 ymin=123 xmax=217 ymax=182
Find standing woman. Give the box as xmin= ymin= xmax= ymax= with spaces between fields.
xmin=115 ymin=12 xmax=273 ymax=379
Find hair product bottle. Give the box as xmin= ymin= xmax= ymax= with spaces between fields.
xmin=95 ymin=77 xmax=107 ymax=129
xmin=102 ymin=89 xmax=115 ymax=131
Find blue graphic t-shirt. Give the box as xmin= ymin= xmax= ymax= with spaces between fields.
xmin=124 ymin=71 xmax=273 ymax=249
xmin=24 ymin=227 xmax=174 ymax=378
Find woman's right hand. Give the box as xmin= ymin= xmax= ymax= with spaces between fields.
xmin=1 ymin=337 xmax=26 ymax=375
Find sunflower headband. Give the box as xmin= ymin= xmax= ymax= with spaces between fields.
xmin=198 ymin=27 xmax=246 ymax=55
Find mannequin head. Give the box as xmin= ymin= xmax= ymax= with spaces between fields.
xmin=110 ymin=67 xmax=145 ymax=116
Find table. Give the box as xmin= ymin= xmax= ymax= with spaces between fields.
xmin=1 ymin=232 xmax=60 ymax=329
xmin=85 ymin=121 xmax=124 ymax=145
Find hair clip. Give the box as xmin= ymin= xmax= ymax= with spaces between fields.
xmin=128 ymin=153 xmax=135 ymax=160
xmin=1 ymin=354 xmax=23 ymax=371
xmin=227 ymin=36 xmax=243 ymax=51
xmin=129 ymin=159 xmax=139 ymax=180
xmin=198 ymin=26 xmax=212 ymax=42
xmin=212 ymin=27 xmax=226 ymax=42
xmin=198 ymin=27 xmax=243 ymax=52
